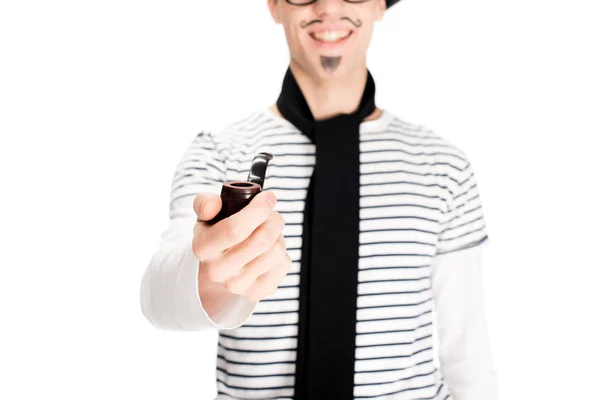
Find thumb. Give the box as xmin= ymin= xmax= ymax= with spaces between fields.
xmin=193 ymin=193 xmax=222 ymax=222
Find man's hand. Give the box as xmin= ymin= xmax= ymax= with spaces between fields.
xmin=192 ymin=191 xmax=292 ymax=309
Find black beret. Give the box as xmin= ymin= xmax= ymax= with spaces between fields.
xmin=386 ymin=0 xmax=401 ymax=8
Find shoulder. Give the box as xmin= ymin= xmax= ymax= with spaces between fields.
xmin=383 ymin=110 xmax=471 ymax=172
xmin=381 ymin=110 xmax=480 ymax=206
xmin=211 ymin=108 xmax=286 ymax=144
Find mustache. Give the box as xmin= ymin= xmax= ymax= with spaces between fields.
xmin=300 ymin=16 xmax=363 ymax=29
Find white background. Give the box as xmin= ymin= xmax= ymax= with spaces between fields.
xmin=1 ymin=0 xmax=598 ymax=399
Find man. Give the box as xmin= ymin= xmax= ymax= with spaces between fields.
xmin=140 ymin=0 xmax=497 ymax=399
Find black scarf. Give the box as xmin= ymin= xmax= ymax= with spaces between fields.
xmin=275 ymin=66 xmax=377 ymax=400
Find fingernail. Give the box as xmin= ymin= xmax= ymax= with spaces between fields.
xmin=199 ymin=198 xmax=208 ymax=216
xmin=200 ymin=195 xmax=215 ymax=216
xmin=265 ymin=191 xmax=277 ymax=206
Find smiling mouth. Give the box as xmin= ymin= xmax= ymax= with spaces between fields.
xmin=309 ymin=30 xmax=353 ymax=43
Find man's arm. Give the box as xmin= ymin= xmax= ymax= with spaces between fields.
xmin=431 ymin=243 xmax=498 ymax=400
xmin=432 ymin=152 xmax=497 ymax=398
xmin=139 ymin=131 xmax=258 ymax=331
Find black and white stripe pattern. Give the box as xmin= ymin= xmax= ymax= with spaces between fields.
xmin=169 ymin=107 xmax=488 ymax=399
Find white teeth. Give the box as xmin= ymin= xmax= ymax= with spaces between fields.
xmin=312 ymin=30 xmax=351 ymax=42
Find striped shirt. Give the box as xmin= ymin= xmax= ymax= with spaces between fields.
xmin=140 ymin=106 xmax=497 ymax=399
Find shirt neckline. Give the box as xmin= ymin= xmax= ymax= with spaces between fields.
xmin=262 ymin=105 xmax=395 ymax=133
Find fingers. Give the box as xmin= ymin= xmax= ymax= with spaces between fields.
xmin=192 ymin=189 xmax=288 ymax=304
xmin=201 ymin=211 xmax=285 ymax=285
xmin=243 ymin=256 xmax=293 ymax=302
xmin=219 ymin=211 xmax=285 ymax=273
xmin=196 ymin=190 xmax=278 ymax=255
xmin=221 ymin=233 xmax=288 ymax=295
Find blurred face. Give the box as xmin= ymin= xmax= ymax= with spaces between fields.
xmin=268 ymin=0 xmax=386 ymax=81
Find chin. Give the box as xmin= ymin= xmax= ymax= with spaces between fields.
xmin=291 ymin=51 xmax=358 ymax=81
xmin=312 ymin=57 xmax=354 ymax=80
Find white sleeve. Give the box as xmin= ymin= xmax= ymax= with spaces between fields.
xmin=139 ymin=131 xmax=258 ymax=331
xmin=431 ymin=243 xmax=497 ymax=400
xmin=431 ymin=154 xmax=497 ymax=399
